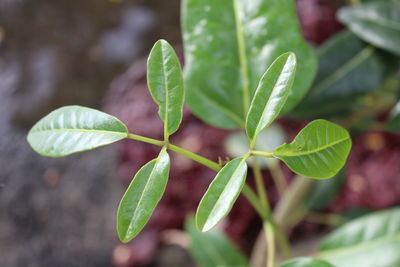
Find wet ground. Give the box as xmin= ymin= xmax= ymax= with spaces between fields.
xmin=0 ymin=0 xmax=180 ymax=266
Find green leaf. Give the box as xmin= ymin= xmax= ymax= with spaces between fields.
xmin=196 ymin=157 xmax=247 ymax=232
xmin=182 ymin=0 xmax=317 ymax=129
xmin=306 ymin=171 xmax=345 ymax=211
xmin=293 ymin=30 xmax=390 ymax=118
xmin=319 ymin=208 xmax=400 ymax=267
xmin=147 ymin=39 xmax=184 ymax=138
xmin=27 ymin=105 xmax=128 ymax=157
xmin=387 ymin=101 xmax=400 ymax=132
xmin=246 ymin=52 xmax=297 ymax=142
xmin=338 ymin=1 xmax=400 ymax=56
xmin=273 ymin=120 xmax=351 ymax=179
xmin=117 ymin=149 xmax=170 ymax=242
xmin=185 ymin=216 xmax=248 ymax=267
xmin=280 ymin=257 xmax=334 ymax=267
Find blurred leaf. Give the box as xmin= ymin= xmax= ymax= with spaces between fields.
xmin=225 ymin=124 xmax=286 ymax=168
xmin=246 ymin=52 xmax=297 ymax=142
xmin=306 ymin=171 xmax=345 ymax=211
xmin=27 ymin=105 xmax=127 ymax=157
xmin=320 ymin=208 xmax=400 ymax=267
xmin=280 ymin=257 xmax=334 ymax=267
xmin=338 ymin=1 xmax=400 ymax=56
xmin=117 ymin=149 xmax=170 ymax=242
xmin=196 ymin=157 xmax=247 ymax=232
xmin=273 ymin=120 xmax=351 ymax=179
xmin=182 ymin=0 xmax=317 ymax=129
xmin=185 ymin=216 xmax=248 ymax=267
xmin=387 ymin=101 xmax=400 ymax=132
xmin=147 ymin=40 xmax=184 ymax=138
xmin=293 ymin=31 xmax=390 ymax=118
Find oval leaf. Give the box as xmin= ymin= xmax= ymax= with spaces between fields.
xmin=338 ymin=2 xmax=400 ymax=56
xmin=182 ymin=0 xmax=317 ymax=129
xmin=27 ymin=105 xmax=128 ymax=157
xmin=319 ymin=208 xmax=400 ymax=267
xmin=147 ymin=39 xmax=184 ymax=138
xmin=246 ymin=52 xmax=297 ymax=142
xmin=280 ymin=257 xmax=334 ymax=267
xmin=273 ymin=120 xmax=351 ymax=179
xmin=185 ymin=216 xmax=249 ymax=267
xmin=117 ymin=149 xmax=170 ymax=242
xmin=196 ymin=157 xmax=248 ymax=232
xmin=293 ymin=30 xmax=390 ymax=118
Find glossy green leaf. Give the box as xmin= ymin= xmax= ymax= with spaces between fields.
xmin=27 ymin=105 xmax=128 ymax=157
xmin=196 ymin=157 xmax=247 ymax=232
xmin=338 ymin=1 xmax=400 ymax=56
xmin=246 ymin=52 xmax=296 ymax=141
xmin=280 ymin=257 xmax=334 ymax=267
xmin=319 ymin=208 xmax=400 ymax=267
xmin=147 ymin=39 xmax=184 ymax=138
xmin=182 ymin=0 xmax=317 ymax=129
xmin=185 ymin=216 xmax=249 ymax=267
xmin=117 ymin=149 xmax=170 ymax=242
xmin=387 ymin=101 xmax=400 ymax=132
xmin=293 ymin=31 xmax=390 ymax=118
xmin=273 ymin=120 xmax=351 ymax=179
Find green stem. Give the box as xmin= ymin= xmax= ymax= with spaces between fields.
xmin=268 ymin=163 xmax=287 ymax=197
xmin=252 ymin=157 xmax=271 ymax=214
xmin=127 ymin=132 xmax=267 ymax=220
xmin=252 ymin=150 xmax=274 ymax=157
xmin=265 ymin=222 xmax=275 ymax=267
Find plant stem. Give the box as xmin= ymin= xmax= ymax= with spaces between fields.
xmin=252 ymin=150 xmax=274 ymax=157
xmin=252 ymin=157 xmax=271 ymax=214
xmin=268 ymin=163 xmax=287 ymax=197
xmin=127 ymin=132 xmax=267 ymax=220
xmin=265 ymin=222 xmax=275 ymax=267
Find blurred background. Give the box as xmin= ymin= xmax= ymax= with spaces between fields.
xmin=1 ymin=0 xmax=399 ymax=266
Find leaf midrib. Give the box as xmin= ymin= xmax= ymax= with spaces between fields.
xmin=160 ymin=43 xmax=170 ymax=139
xmin=30 ymin=128 xmax=127 ymax=136
xmin=313 ymin=46 xmax=374 ymax=93
xmin=319 ymin=232 xmax=400 ymax=260
xmin=274 ymin=136 xmax=350 ymax=157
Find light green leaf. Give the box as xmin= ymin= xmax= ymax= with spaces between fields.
xmin=185 ymin=216 xmax=249 ymax=267
xmin=319 ymin=208 xmax=400 ymax=267
xmin=27 ymin=105 xmax=128 ymax=157
xmin=196 ymin=157 xmax=247 ymax=232
xmin=147 ymin=39 xmax=184 ymax=138
xmin=273 ymin=120 xmax=351 ymax=179
xmin=280 ymin=257 xmax=334 ymax=267
xmin=182 ymin=0 xmax=317 ymax=129
xmin=338 ymin=1 xmax=400 ymax=56
xmin=117 ymin=149 xmax=170 ymax=242
xmin=293 ymin=30 xmax=390 ymax=118
xmin=246 ymin=52 xmax=297 ymax=142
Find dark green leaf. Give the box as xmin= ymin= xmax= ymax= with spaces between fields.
xmin=117 ymin=149 xmax=170 ymax=242
xmin=182 ymin=0 xmax=317 ymax=129
xmin=147 ymin=40 xmax=184 ymax=138
xmin=306 ymin=171 xmax=345 ymax=211
xmin=273 ymin=120 xmax=351 ymax=179
xmin=387 ymin=101 xmax=400 ymax=132
xmin=196 ymin=157 xmax=247 ymax=232
xmin=320 ymin=208 xmax=400 ymax=267
xmin=185 ymin=216 xmax=248 ymax=267
xmin=338 ymin=2 xmax=400 ymax=55
xmin=27 ymin=105 xmax=127 ymax=157
xmin=293 ymin=31 xmax=390 ymax=118
xmin=246 ymin=52 xmax=297 ymax=142
xmin=280 ymin=257 xmax=334 ymax=267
